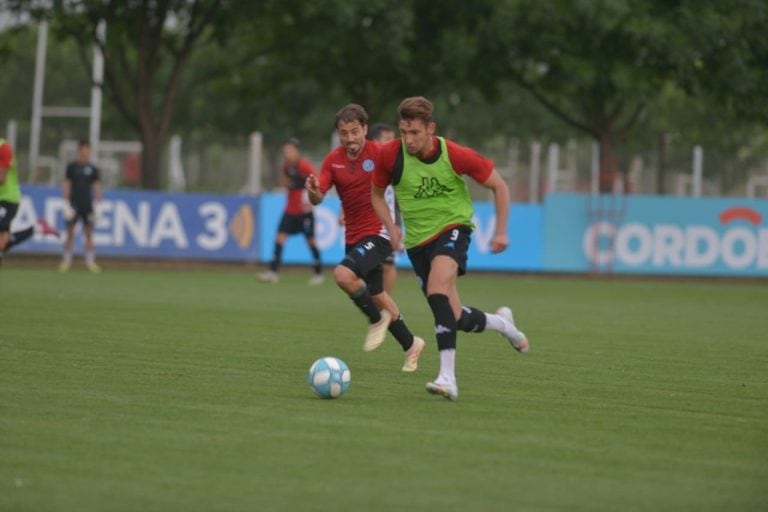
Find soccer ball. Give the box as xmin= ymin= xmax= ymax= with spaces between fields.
xmin=308 ymin=357 xmax=351 ymax=399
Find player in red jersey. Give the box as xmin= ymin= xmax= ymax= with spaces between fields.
xmin=371 ymin=96 xmax=528 ymax=401
xmin=258 ymin=138 xmax=323 ymax=285
xmin=305 ymin=104 xmax=425 ymax=371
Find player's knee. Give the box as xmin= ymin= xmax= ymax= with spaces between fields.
xmin=333 ymin=265 xmax=356 ymax=288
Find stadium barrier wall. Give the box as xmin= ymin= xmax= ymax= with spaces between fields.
xmin=14 ymin=186 xmax=767 ymax=277
xmin=542 ymin=193 xmax=768 ymax=276
xmin=14 ymin=185 xmax=260 ymax=261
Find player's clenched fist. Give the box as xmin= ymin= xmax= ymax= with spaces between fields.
xmin=305 ymin=174 xmax=322 ymax=203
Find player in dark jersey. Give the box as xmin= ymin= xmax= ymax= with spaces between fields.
xmin=258 ymin=138 xmax=323 ymax=285
xmin=372 ymin=96 xmax=529 ymax=401
xmin=60 ymin=140 xmax=102 ymax=273
xmin=305 ymin=104 xmax=425 ymax=372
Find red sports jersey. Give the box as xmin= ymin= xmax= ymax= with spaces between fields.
xmin=0 ymin=142 xmax=12 ymax=169
xmin=284 ymin=158 xmax=316 ymax=214
xmin=319 ymin=141 xmax=386 ymax=245
xmin=372 ymin=136 xmax=493 ymax=188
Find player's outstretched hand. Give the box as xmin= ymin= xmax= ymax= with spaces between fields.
xmin=92 ymin=201 xmax=102 ymax=224
xmin=305 ymin=174 xmax=320 ymax=196
xmin=64 ymin=203 xmax=76 ymax=222
xmin=490 ymin=233 xmax=508 ymax=254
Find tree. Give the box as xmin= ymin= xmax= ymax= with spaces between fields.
xmin=472 ymin=0 xmax=681 ymax=192
xmin=43 ymin=0 xmax=223 ymax=189
xmin=676 ymin=0 xmax=768 ymax=125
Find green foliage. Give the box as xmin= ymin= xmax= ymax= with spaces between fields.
xmin=2 ymin=0 xmax=767 ymax=190
xmin=675 ymin=0 xmax=768 ymax=123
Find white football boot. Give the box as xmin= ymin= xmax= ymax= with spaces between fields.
xmin=425 ymin=379 xmax=458 ymax=401
xmin=363 ymin=309 xmax=392 ymax=352
xmin=401 ymin=336 xmax=426 ymax=372
xmin=497 ymin=306 xmax=529 ymax=353
xmin=257 ymin=270 xmax=279 ymax=283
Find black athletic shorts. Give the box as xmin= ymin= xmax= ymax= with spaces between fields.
xmin=0 ymin=200 xmax=19 ymax=232
xmin=407 ymin=225 xmax=472 ymax=293
xmin=68 ymin=202 xmax=94 ymax=227
xmin=340 ymin=235 xmax=394 ymax=296
xmin=278 ymin=212 xmax=314 ymax=237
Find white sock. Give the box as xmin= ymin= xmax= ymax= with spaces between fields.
xmin=484 ymin=312 xmax=507 ymax=333
xmin=438 ymin=349 xmax=456 ymax=385
xmin=62 ymin=252 xmax=72 ymax=265
xmin=85 ymin=251 xmax=95 ymax=265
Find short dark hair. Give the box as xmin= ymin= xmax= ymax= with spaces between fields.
xmin=284 ymin=137 xmax=301 ymax=148
xmin=78 ymin=140 xmax=90 ymax=148
xmin=397 ymin=96 xmax=434 ymax=124
xmin=335 ymin=103 xmax=368 ymax=129
xmin=368 ymin=122 xmax=395 ymax=141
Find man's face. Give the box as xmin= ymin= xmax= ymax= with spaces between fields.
xmin=78 ymin=144 xmax=91 ymax=162
xmin=337 ymin=120 xmax=368 ymax=158
xmin=282 ymin=144 xmax=300 ymax=164
xmin=399 ymin=119 xmax=435 ymax=157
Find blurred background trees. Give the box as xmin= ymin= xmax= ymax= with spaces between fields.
xmin=1 ymin=0 xmax=766 ymax=195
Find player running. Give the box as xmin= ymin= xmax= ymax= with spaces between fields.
xmin=305 ymin=104 xmax=425 ymax=372
xmin=339 ymin=122 xmax=401 ymax=293
xmin=371 ymin=96 xmax=529 ymax=400
xmin=60 ymin=140 xmax=103 ymax=273
xmin=258 ymin=138 xmax=323 ymax=285
xmin=0 ymin=139 xmax=59 ymax=267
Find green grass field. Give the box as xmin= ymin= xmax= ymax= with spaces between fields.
xmin=1 ymin=266 xmax=766 ymax=511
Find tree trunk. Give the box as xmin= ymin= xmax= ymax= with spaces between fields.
xmin=140 ymin=131 xmax=163 ymax=190
xmin=657 ymin=131 xmax=668 ymax=195
xmin=597 ymin=132 xmax=620 ymax=193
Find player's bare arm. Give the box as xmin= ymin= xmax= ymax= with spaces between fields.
xmin=372 ymin=184 xmax=403 ymax=251
xmin=480 ymin=170 xmax=510 ymax=254
xmin=305 ymin=173 xmax=324 ymax=205
xmin=94 ymin=180 xmax=103 ymax=202
xmin=62 ymin=178 xmax=71 ymax=201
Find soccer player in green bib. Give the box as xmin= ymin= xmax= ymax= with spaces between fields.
xmin=372 ymin=96 xmax=529 ymax=401
xmin=0 ymin=139 xmax=59 ymax=267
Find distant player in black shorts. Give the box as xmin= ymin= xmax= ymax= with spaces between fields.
xmin=258 ymin=138 xmax=323 ymax=285
xmin=60 ymin=140 xmax=102 ymax=273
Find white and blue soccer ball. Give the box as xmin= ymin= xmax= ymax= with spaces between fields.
xmin=308 ymin=357 xmax=351 ymax=399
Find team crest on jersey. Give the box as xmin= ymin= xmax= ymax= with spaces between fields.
xmin=362 ymin=159 xmax=375 ymax=172
xmin=84 ymin=166 xmax=93 ymax=176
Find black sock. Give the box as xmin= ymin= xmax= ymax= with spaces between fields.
xmin=427 ymin=293 xmax=457 ymax=351
xmin=310 ymin=245 xmax=322 ymax=274
xmin=458 ymin=306 xmax=487 ymax=333
xmin=350 ymin=285 xmax=382 ymax=324
xmin=270 ymin=243 xmax=283 ymax=272
xmin=6 ymin=227 xmax=34 ymax=251
xmin=388 ymin=314 xmax=414 ymax=351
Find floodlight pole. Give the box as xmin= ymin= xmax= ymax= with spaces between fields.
xmin=692 ymin=145 xmax=703 ymax=198
xmin=6 ymin=120 xmax=17 ymax=150
xmin=29 ymin=20 xmax=48 ymax=182
xmin=89 ymin=20 xmax=106 ymax=162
